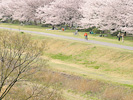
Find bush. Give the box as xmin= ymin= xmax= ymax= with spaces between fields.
xmin=78 ymin=27 xmax=103 ymax=34
xmin=92 ymin=28 xmax=103 ymax=34
xmin=78 ymin=27 xmax=95 ymax=32
xmin=41 ymin=24 xmax=51 ymax=27
xmin=111 ymin=31 xmax=121 ymax=36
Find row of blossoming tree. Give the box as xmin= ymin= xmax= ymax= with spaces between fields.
xmin=0 ymin=0 xmax=133 ymax=33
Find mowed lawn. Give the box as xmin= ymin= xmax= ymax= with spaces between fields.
xmin=0 ymin=23 xmax=133 ymax=47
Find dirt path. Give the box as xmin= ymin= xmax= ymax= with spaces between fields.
xmin=0 ymin=27 xmax=133 ymax=50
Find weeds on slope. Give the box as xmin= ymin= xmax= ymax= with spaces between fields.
xmin=29 ymin=69 xmax=133 ymax=100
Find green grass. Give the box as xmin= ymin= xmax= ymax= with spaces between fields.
xmin=0 ymin=23 xmax=133 ymax=46
xmin=51 ymin=53 xmax=73 ymax=61
xmin=44 ymin=37 xmax=133 ymax=80
xmin=1 ymin=28 xmax=131 ymax=81
xmin=48 ymin=60 xmax=133 ymax=86
xmin=0 ymin=29 xmax=133 ymax=100
xmin=21 ymin=31 xmax=132 ymax=81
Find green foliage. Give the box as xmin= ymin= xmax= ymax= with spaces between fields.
xmin=92 ymin=28 xmax=103 ymax=34
xmin=11 ymin=20 xmax=20 ymax=24
xmin=111 ymin=30 xmax=121 ymax=36
xmin=78 ymin=27 xmax=95 ymax=32
xmin=41 ymin=24 xmax=51 ymax=27
xmin=94 ymin=66 xmax=100 ymax=69
xmin=20 ymin=32 xmax=24 ymax=34
xmin=78 ymin=27 xmax=103 ymax=34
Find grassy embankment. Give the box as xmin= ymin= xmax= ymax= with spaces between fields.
xmin=0 ymin=23 xmax=133 ymax=47
xmin=25 ymin=32 xmax=133 ymax=100
xmin=0 ymin=28 xmax=133 ymax=100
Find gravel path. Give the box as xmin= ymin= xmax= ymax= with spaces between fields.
xmin=0 ymin=27 xmax=133 ymax=50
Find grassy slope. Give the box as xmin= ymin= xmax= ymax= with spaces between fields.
xmin=25 ymin=32 xmax=133 ymax=85
xmin=32 ymin=35 xmax=133 ymax=100
xmin=48 ymin=41 xmax=133 ymax=82
xmin=0 ymin=26 xmax=133 ymax=100
xmin=0 ymin=23 xmax=133 ymax=46
xmin=0 ymin=28 xmax=132 ymax=84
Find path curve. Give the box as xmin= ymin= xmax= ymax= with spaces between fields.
xmin=0 ymin=27 xmax=133 ymax=50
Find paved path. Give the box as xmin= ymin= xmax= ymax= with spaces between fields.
xmin=0 ymin=27 xmax=133 ymax=50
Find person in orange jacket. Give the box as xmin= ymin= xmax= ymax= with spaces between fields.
xmin=84 ymin=33 xmax=88 ymax=40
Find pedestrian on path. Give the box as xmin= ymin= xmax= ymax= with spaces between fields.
xmin=74 ymin=30 xmax=78 ymax=35
xmin=117 ymin=32 xmax=121 ymax=41
xmin=0 ymin=26 xmax=133 ymax=50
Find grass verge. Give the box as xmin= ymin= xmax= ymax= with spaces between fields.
xmin=0 ymin=23 xmax=133 ymax=46
xmin=0 ymin=30 xmax=133 ymax=100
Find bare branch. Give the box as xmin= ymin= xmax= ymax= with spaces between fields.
xmin=0 ymin=31 xmax=45 ymax=99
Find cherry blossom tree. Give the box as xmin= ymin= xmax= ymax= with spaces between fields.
xmin=0 ymin=0 xmax=55 ymax=24
xmin=0 ymin=0 xmax=133 ymax=33
xmin=0 ymin=0 xmax=13 ymax=21
xmin=36 ymin=0 xmax=84 ymax=28
xmin=81 ymin=0 xmax=133 ymax=33
xmin=97 ymin=0 xmax=133 ymax=33
xmin=80 ymin=0 xmax=113 ymax=28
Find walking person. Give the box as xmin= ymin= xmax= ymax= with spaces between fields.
xmin=121 ymin=33 xmax=124 ymax=42
xmin=117 ymin=32 xmax=121 ymax=41
xmin=84 ymin=33 xmax=88 ymax=40
xmin=52 ymin=26 xmax=55 ymax=30
xmin=74 ymin=30 xmax=78 ymax=35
